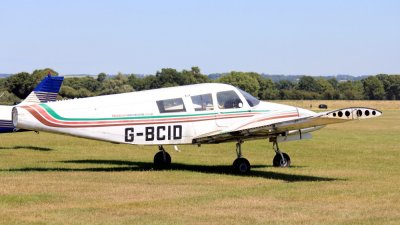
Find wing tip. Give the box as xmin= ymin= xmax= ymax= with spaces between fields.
xmin=326 ymin=107 xmax=382 ymax=120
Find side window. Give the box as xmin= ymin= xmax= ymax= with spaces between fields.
xmin=217 ymin=91 xmax=243 ymax=109
xmin=157 ymin=98 xmax=186 ymax=113
xmin=191 ymin=94 xmax=214 ymax=111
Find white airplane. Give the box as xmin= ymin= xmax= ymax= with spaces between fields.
xmin=0 ymin=75 xmax=64 ymax=133
xmin=12 ymin=83 xmax=381 ymax=173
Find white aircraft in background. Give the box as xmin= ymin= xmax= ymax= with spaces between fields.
xmin=12 ymin=83 xmax=381 ymax=173
xmin=0 ymin=75 xmax=63 ymax=133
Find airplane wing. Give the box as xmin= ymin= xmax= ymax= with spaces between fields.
xmin=193 ymin=107 xmax=382 ymax=144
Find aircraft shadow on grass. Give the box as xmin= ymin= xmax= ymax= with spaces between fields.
xmin=4 ymin=159 xmax=339 ymax=182
xmin=0 ymin=145 xmax=53 ymax=151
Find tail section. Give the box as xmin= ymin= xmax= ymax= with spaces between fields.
xmin=19 ymin=75 xmax=64 ymax=105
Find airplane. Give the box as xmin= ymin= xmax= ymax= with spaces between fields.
xmin=0 ymin=75 xmax=64 ymax=133
xmin=11 ymin=83 xmax=381 ymax=173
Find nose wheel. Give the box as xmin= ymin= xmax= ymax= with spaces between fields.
xmin=154 ymin=145 xmax=171 ymax=169
xmin=232 ymin=141 xmax=251 ymax=174
xmin=272 ymin=141 xmax=291 ymax=167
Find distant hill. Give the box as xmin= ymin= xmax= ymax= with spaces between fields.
xmin=63 ymin=74 xmax=96 ymax=77
xmin=0 ymin=72 xmax=373 ymax=82
xmin=260 ymin=74 xmax=371 ymax=82
xmin=0 ymin=74 xmax=11 ymax=78
xmin=207 ymin=73 xmax=371 ymax=82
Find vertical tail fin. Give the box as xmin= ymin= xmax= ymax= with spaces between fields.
xmin=19 ymin=74 xmax=64 ymax=105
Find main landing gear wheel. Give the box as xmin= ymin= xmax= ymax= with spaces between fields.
xmin=233 ymin=158 xmax=251 ymax=174
xmin=273 ymin=153 xmax=291 ymax=167
xmin=232 ymin=140 xmax=251 ymax=174
xmin=272 ymin=141 xmax=291 ymax=167
xmin=154 ymin=145 xmax=171 ymax=169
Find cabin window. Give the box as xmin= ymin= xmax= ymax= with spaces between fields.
xmin=157 ymin=98 xmax=186 ymax=113
xmin=191 ymin=94 xmax=214 ymax=111
xmin=237 ymin=88 xmax=260 ymax=107
xmin=216 ymin=90 xmax=243 ymax=109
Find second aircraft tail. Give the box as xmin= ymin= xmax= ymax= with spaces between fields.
xmin=19 ymin=75 xmax=64 ymax=105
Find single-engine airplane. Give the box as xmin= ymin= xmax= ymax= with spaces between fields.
xmin=12 ymin=83 xmax=381 ymax=173
xmin=0 ymin=75 xmax=64 ymax=133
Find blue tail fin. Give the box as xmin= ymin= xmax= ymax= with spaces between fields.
xmin=19 ymin=75 xmax=64 ymax=105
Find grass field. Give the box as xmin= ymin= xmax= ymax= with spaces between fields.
xmin=0 ymin=101 xmax=399 ymax=225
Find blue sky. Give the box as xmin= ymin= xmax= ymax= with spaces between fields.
xmin=1 ymin=0 xmax=399 ymax=75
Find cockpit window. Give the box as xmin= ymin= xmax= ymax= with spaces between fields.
xmin=157 ymin=98 xmax=186 ymax=113
xmin=191 ymin=94 xmax=214 ymax=111
xmin=217 ymin=90 xmax=243 ymax=109
xmin=237 ymin=88 xmax=260 ymax=107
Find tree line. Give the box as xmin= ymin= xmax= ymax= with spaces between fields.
xmin=0 ymin=67 xmax=399 ymax=105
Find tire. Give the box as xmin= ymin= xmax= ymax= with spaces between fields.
xmin=273 ymin=153 xmax=291 ymax=167
xmin=153 ymin=151 xmax=171 ymax=169
xmin=232 ymin=158 xmax=251 ymax=174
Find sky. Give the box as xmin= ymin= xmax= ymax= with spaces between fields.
xmin=0 ymin=0 xmax=399 ymax=76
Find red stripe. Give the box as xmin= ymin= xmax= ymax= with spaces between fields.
xmin=22 ymin=105 xmax=257 ymax=128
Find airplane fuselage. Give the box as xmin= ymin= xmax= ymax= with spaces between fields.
xmin=13 ymin=83 xmax=316 ymax=145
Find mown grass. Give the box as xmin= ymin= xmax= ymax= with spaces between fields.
xmin=0 ymin=101 xmax=399 ymax=225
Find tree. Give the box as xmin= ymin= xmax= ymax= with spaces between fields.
xmin=250 ymin=74 xmax=278 ymax=100
xmin=0 ymin=90 xmax=20 ymax=105
xmin=181 ymin=69 xmax=198 ymax=85
xmin=276 ymin=80 xmax=295 ymax=91
xmin=328 ymin=78 xmax=339 ymax=90
xmin=32 ymin=68 xmax=59 ymax=82
xmin=217 ymin=72 xmax=260 ymax=97
xmin=190 ymin=66 xmax=210 ymax=83
xmin=127 ymin=74 xmax=140 ymax=90
xmin=362 ymin=76 xmax=385 ymax=100
xmin=59 ymin=86 xmax=78 ymax=98
xmin=297 ymin=76 xmax=321 ymax=93
xmin=338 ymin=81 xmax=364 ymax=100
xmin=137 ymin=75 xmax=158 ymax=90
xmin=5 ymin=72 xmax=31 ymax=99
xmin=62 ymin=76 xmax=101 ymax=94
xmin=316 ymin=78 xmax=337 ymax=99
xmin=376 ymin=74 xmax=400 ymax=100
xmin=97 ymin=73 xmax=107 ymax=82
xmin=386 ymin=75 xmax=400 ymax=100
xmin=155 ymin=68 xmax=182 ymax=87
xmin=100 ymin=73 xmax=133 ymax=95
xmin=6 ymin=68 xmax=59 ymax=99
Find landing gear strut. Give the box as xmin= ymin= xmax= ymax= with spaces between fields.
xmin=272 ymin=141 xmax=291 ymax=167
xmin=154 ymin=145 xmax=171 ymax=169
xmin=232 ymin=140 xmax=251 ymax=174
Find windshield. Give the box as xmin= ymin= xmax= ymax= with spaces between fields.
xmin=237 ymin=88 xmax=260 ymax=107
xmin=216 ymin=90 xmax=243 ymax=109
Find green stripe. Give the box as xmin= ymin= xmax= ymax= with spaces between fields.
xmin=40 ymin=104 xmax=217 ymax=122
xmin=39 ymin=104 xmax=273 ymax=122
